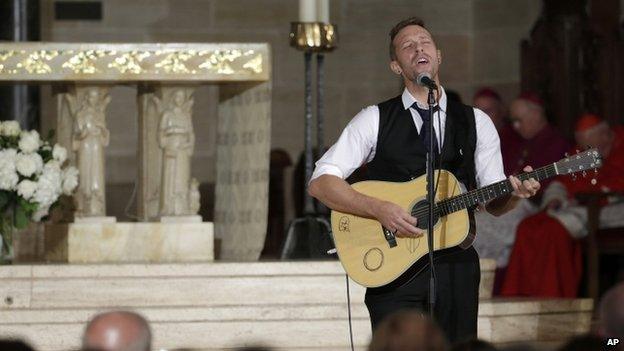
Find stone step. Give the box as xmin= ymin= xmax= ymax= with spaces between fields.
xmin=0 ymin=261 xmax=591 ymax=350
xmin=0 ymin=260 xmax=495 ymax=310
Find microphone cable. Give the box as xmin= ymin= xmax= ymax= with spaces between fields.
xmin=346 ymin=274 xmax=355 ymax=351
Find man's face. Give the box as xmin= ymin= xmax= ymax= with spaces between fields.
xmin=510 ymin=99 xmax=543 ymax=140
xmin=390 ymin=25 xmax=441 ymax=82
xmin=474 ymin=96 xmax=504 ymax=130
xmin=575 ymin=124 xmax=614 ymax=158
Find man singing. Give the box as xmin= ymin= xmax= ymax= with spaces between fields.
xmin=308 ymin=17 xmax=541 ymax=342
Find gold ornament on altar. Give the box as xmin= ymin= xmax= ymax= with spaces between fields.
xmin=0 ymin=44 xmax=268 ymax=80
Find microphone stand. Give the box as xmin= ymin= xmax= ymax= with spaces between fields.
xmin=426 ymin=87 xmax=437 ymax=317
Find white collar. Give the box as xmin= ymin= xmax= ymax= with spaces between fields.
xmin=401 ymin=86 xmax=447 ymax=113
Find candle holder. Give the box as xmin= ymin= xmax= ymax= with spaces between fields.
xmin=289 ymin=22 xmax=338 ymax=52
xmin=282 ymin=22 xmax=337 ymax=259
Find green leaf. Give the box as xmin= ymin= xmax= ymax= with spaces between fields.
xmin=14 ymin=203 xmax=29 ymax=229
xmin=18 ymin=198 xmax=38 ymax=213
xmin=0 ymin=191 xmax=9 ymax=210
xmin=39 ymin=148 xmax=53 ymax=163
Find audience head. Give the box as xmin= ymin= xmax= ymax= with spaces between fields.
xmin=82 ymin=310 xmax=151 ymax=351
xmin=0 ymin=339 xmax=36 ymax=351
xmin=368 ymin=310 xmax=449 ymax=351
xmin=598 ymin=282 xmax=624 ymax=338
xmin=557 ymin=334 xmax=604 ymax=351
xmin=451 ymin=339 xmax=498 ymax=351
xmin=574 ymin=114 xmax=615 ymax=159
xmin=509 ymin=92 xmax=547 ymax=140
xmin=473 ymin=88 xmax=506 ymax=131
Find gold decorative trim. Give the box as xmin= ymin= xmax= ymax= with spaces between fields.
xmin=0 ymin=43 xmax=270 ymax=81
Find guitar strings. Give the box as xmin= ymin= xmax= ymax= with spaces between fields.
xmin=409 ymin=163 xmax=558 ymax=219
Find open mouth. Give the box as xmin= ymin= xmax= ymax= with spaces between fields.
xmin=416 ymin=57 xmax=429 ymax=65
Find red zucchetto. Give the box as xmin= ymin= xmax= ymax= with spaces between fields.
xmin=575 ymin=113 xmax=603 ymax=132
xmin=517 ymin=91 xmax=544 ymax=107
xmin=473 ymin=87 xmax=502 ymax=102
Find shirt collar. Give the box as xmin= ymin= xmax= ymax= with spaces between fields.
xmin=401 ymin=86 xmax=447 ymax=113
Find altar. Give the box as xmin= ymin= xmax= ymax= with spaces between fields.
xmin=0 ymin=42 xmax=272 ymax=262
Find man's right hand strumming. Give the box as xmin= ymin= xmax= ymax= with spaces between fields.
xmin=309 ymin=175 xmax=424 ymax=239
xmin=372 ymin=200 xmax=424 ymax=238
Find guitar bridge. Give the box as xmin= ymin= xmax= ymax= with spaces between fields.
xmin=382 ymin=228 xmax=398 ymax=248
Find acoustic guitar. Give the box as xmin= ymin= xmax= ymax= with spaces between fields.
xmin=330 ymin=149 xmax=602 ymax=288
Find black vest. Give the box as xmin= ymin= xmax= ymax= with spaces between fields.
xmin=367 ymin=95 xmax=477 ymax=189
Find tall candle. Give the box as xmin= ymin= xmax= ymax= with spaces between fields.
xmin=299 ymin=0 xmax=316 ymax=22
xmin=317 ymin=0 xmax=329 ymax=23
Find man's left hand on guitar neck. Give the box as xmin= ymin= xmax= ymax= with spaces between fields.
xmin=486 ymin=165 xmax=541 ymax=216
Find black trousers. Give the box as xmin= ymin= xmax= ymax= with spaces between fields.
xmin=364 ymin=246 xmax=480 ymax=343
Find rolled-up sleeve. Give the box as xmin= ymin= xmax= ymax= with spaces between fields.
xmin=310 ymin=105 xmax=378 ymax=181
xmin=473 ymin=108 xmax=507 ymax=187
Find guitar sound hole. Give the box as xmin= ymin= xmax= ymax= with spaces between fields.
xmin=411 ymin=199 xmax=439 ymax=230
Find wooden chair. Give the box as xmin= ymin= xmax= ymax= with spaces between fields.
xmin=576 ymin=192 xmax=624 ymax=305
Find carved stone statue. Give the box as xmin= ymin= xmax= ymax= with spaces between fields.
xmin=67 ymin=87 xmax=111 ymax=217
xmin=189 ymin=178 xmax=200 ymax=215
xmin=155 ymin=89 xmax=195 ymax=216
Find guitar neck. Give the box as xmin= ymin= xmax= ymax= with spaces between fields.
xmin=437 ymin=163 xmax=558 ymax=216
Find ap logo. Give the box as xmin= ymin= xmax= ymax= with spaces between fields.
xmin=607 ymin=338 xmax=620 ymax=346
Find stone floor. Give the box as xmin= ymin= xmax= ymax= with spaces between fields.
xmin=0 ymin=260 xmax=593 ymax=350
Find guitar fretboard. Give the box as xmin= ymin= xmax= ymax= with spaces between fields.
xmin=435 ymin=163 xmax=558 ymax=216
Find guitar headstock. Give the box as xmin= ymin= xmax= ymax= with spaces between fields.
xmin=554 ymin=148 xmax=602 ymax=176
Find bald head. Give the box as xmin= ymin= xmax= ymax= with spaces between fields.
xmin=83 ymin=311 xmax=151 ymax=351
xmin=510 ymin=98 xmax=547 ymax=140
xmin=599 ymin=283 xmax=624 ymax=338
xmin=575 ymin=121 xmax=614 ymax=158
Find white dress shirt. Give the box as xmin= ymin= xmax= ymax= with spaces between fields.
xmin=311 ymin=87 xmax=506 ymax=188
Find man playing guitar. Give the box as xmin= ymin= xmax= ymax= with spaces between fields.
xmin=308 ymin=17 xmax=541 ymax=342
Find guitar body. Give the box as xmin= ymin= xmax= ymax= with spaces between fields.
xmin=329 ymin=149 xmax=603 ymax=288
xmin=330 ymin=170 xmax=474 ymax=288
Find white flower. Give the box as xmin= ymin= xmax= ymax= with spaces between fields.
xmin=52 ymin=144 xmax=68 ymax=163
xmin=0 ymin=149 xmax=17 ymax=170
xmin=62 ymin=166 xmax=79 ymax=195
xmin=18 ymin=130 xmax=41 ymax=153
xmin=16 ymin=152 xmax=44 ymax=177
xmin=33 ymin=161 xmax=63 ymax=208
xmin=17 ymin=180 xmax=37 ymax=200
xmin=1 ymin=121 xmax=21 ymax=137
xmin=41 ymin=142 xmax=52 ymax=152
xmin=0 ymin=169 xmax=19 ymax=191
xmin=0 ymin=149 xmax=18 ymax=190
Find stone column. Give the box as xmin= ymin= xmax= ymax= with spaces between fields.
xmin=215 ymin=82 xmax=271 ymax=261
xmin=137 ymin=85 xmax=200 ymax=222
xmin=57 ymin=84 xmax=113 ymax=221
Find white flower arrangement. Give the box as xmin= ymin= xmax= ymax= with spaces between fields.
xmin=0 ymin=121 xmax=79 ymax=258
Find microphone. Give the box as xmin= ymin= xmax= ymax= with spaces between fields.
xmin=417 ymin=72 xmax=438 ymax=90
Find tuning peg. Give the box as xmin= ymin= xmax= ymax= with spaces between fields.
xmin=591 ymin=178 xmax=597 ymax=185
xmin=564 ymin=152 xmax=570 ymax=157
xmin=582 ymin=170 xmax=587 ymax=178
xmin=571 ymin=173 xmax=577 ymax=181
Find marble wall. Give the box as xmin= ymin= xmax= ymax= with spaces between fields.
xmin=39 ymin=0 xmax=543 ymax=221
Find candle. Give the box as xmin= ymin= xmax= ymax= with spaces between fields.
xmin=299 ymin=0 xmax=316 ymax=22
xmin=317 ymin=0 xmax=329 ymax=23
